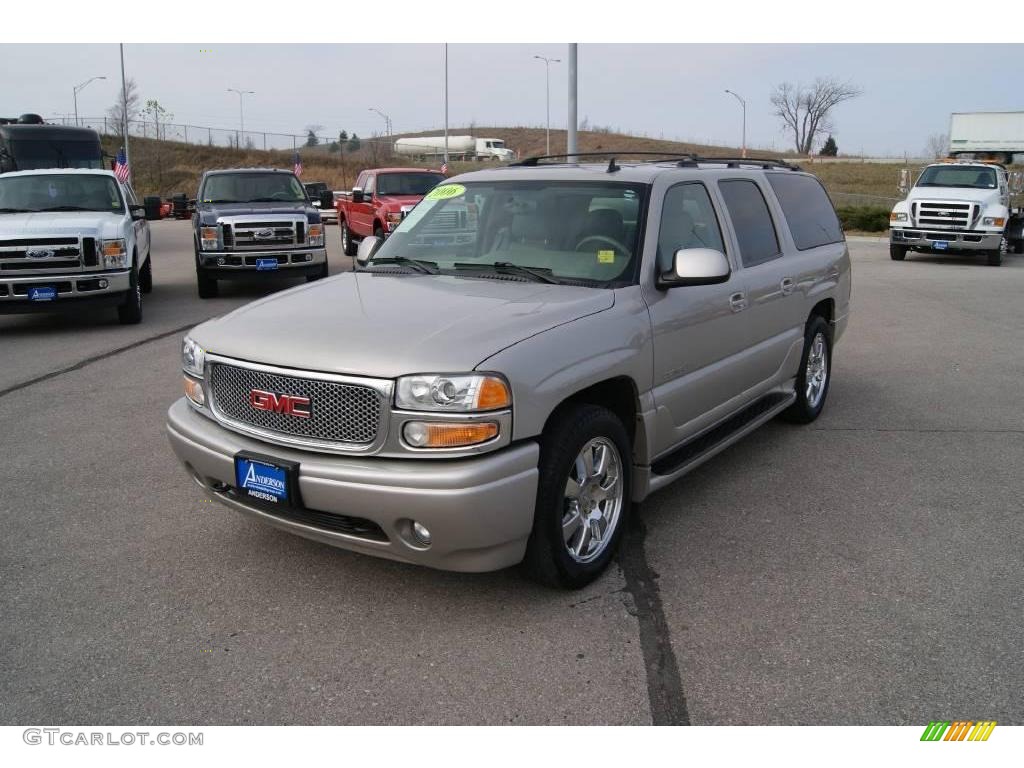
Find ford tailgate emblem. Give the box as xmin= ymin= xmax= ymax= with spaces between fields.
xmin=26 ymin=248 xmax=55 ymax=259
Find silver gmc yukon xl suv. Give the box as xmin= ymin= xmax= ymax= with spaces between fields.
xmin=167 ymin=154 xmax=851 ymax=588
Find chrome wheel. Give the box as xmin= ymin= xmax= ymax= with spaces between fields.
xmin=805 ymin=331 xmax=828 ymax=409
xmin=341 ymin=224 xmax=350 ymax=251
xmin=562 ymin=437 xmax=624 ymax=563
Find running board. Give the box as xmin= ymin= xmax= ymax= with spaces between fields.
xmin=647 ymin=391 xmax=795 ymax=493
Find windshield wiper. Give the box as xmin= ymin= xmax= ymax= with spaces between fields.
xmin=453 ymin=262 xmax=560 ymax=284
xmin=0 ymin=208 xmax=32 ymax=213
xmin=365 ymin=256 xmax=439 ymax=274
xmin=247 ymin=197 xmax=302 ymax=203
xmin=34 ymin=205 xmax=97 ymax=212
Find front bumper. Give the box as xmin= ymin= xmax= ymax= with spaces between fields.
xmin=890 ymin=228 xmax=1002 ymax=252
xmin=197 ymin=248 xmax=327 ymax=277
xmin=166 ymin=399 xmax=539 ymax=572
xmin=0 ymin=269 xmax=131 ymax=313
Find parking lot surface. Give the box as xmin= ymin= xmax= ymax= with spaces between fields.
xmin=1 ymin=222 xmax=1021 ymax=725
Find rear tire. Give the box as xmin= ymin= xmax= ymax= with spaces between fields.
xmin=117 ymin=265 xmax=143 ymax=325
xmin=340 ymin=220 xmax=357 ymax=256
xmin=781 ymin=315 xmax=832 ymax=424
xmin=521 ymin=404 xmax=632 ymax=589
xmin=890 ymin=244 xmax=907 ymax=261
xmin=139 ymin=256 xmax=153 ymax=294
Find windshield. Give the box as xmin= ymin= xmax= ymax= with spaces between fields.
xmin=0 ymin=173 xmax=124 ymax=213
xmin=201 ymin=172 xmax=306 ymax=203
xmin=8 ymin=139 xmax=104 ymax=170
xmin=376 ymin=172 xmax=446 ymax=196
xmin=916 ymin=165 xmax=997 ymax=189
xmin=369 ymin=180 xmax=646 ymax=287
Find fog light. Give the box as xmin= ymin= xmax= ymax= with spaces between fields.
xmin=305 ymin=253 xmax=313 ymax=261
xmin=412 ymin=521 xmax=431 ymax=546
xmin=98 ymin=279 xmax=108 ymax=289
xmin=183 ymin=375 xmax=205 ymax=406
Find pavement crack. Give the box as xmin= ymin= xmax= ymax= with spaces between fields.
xmin=618 ymin=513 xmax=690 ymax=726
xmin=0 ymin=322 xmax=198 ymax=400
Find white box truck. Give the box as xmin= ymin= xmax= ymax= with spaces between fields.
xmin=949 ymin=112 xmax=1024 ymax=164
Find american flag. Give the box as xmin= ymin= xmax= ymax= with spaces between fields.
xmin=113 ymin=148 xmax=130 ymax=183
xmin=292 ymin=151 xmax=303 ymax=178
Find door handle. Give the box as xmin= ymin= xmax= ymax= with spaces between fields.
xmin=729 ymin=292 xmax=747 ymax=312
xmin=780 ymin=277 xmax=795 ymax=295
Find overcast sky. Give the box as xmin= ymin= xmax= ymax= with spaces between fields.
xmin=3 ymin=43 xmax=1021 ymax=156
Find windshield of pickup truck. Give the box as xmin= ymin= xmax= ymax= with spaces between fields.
xmin=916 ymin=165 xmax=997 ymax=189
xmin=369 ymin=180 xmax=645 ymax=286
xmin=201 ymin=172 xmax=306 ymax=203
xmin=0 ymin=173 xmax=124 ymax=213
xmin=376 ymin=172 xmax=447 ymax=196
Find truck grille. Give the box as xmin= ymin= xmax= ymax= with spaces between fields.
xmin=913 ymin=201 xmax=974 ymax=229
xmin=0 ymin=237 xmax=89 ymax=275
xmin=227 ymin=220 xmax=298 ymax=249
xmin=209 ymin=362 xmax=384 ymax=447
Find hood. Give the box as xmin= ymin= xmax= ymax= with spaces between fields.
xmin=906 ymin=186 xmax=1002 ymax=207
xmin=0 ymin=210 xmax=124 ymax=239
xmin=191 ymin=273 xmax=614 ymax=379
xmin=197 ymin=201 xmax=317 ymax=222
xmin=374 ymin=194 xmax=424 ymax=211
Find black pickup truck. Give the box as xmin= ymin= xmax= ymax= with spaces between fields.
xmin=192 ymin=168 xmax=328 ymax=298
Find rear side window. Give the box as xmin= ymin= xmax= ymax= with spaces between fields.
xmin=718 ymin=179 xmax=780 ymax=268
xmin=766 ymin=173 xmax=843 ymax=250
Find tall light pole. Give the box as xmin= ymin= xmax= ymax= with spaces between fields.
xmin=119 ymin=45 xmax=130 ymax=173
xmin=73 ymin=76 xmax=106 ymax=127
xmin=227 ymin=88 xmax=254 ymax=147
xmin=567 ymin=45 xmax=577 ymax=161
xmin=724 ymin=89 xmax=747 ymax=158
xmin=443 ymin=44 xmax=449 ymax=169
xmin=533 ymin=54 xmax=560 ymax=156
xmin=368 ymin=107 xmax=392 ymax=139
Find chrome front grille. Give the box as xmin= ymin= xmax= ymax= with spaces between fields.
xmin=0 ymin=237 xmax=88 ymax=275
xmin=224 ymin=220 xmax=299 ymax=249
xmin=914 ymin=201 xmax=974 ymax=229
xmin=208 ymin=360 xmax=387 ymax=449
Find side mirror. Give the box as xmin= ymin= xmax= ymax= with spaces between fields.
xmin=319 ymin=191 xmax=334 ymax=208
xmin=659 ymin=248 xmax=730 ymax=288
xmin=351 ymin=187 xmax=365 ymax=204
xmin=897 ymin=168 xmax=910 ymax=196
xmin=355 ymin=235 xmax=382 ymax=264
xmin=129 ymin=204 xmax=146 ymax=221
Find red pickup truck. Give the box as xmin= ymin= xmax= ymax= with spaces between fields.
xmin=336 ymin=167 xmax=447 ymax=256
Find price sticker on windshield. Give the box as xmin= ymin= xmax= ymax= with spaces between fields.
xmin=598 ymin=250 xmax=616 ymax=264
xmin=425 ymin=183 xmax=466 ymax=201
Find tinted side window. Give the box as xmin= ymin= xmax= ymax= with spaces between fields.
xmin=363 ymin=174 xmax=376 ymax=195
xmin=718 ymin=179 xmax=780 ymax=268
xmin=657 ymin=183 xmax=726 ymax=273
xmin=766 ymin=173 xmax=843 ymax=250
xmin=354 ymin=172 xmax=367 ymax=191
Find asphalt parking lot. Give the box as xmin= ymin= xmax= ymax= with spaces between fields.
xmin=1 ymin=221 xmax=1021 ymax=725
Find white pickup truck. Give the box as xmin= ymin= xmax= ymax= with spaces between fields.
xmin=0 ymin=169 xmax=152 ymax=323
xmin=889 ymin=160 xmax=1023 ymax=266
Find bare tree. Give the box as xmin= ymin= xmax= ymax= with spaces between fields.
xmin=107 ymin=78 xmax=140 ymax=132
xmin=770 ymin=78 xmax=862 ymax=155
xmin=925 ymin=133 xmax=949 ymax=159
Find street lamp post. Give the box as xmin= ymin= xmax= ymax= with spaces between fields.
xmin=368 ymin=107 xmax=392 ymax=139
xmin=533 ymin=54 xmax=561 ymax=156
xmin=227 ymin=88 xmax=254 ymax=147
xmin=724 ymin=89 xmax=747 ymax=159
xmin=73 ymin=76 xmax=106 ymax=127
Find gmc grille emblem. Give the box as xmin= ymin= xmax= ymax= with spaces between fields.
xmin=254 ymin=228 xmax=275 ymax=239
xmin=26 ymin=249 xmax=55 ymax=259
xmin=249 ymin=389 xmax=311 ymax=418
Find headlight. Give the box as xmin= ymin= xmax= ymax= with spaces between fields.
xmin=182 ymin=335 xmax=206 ymax=377
xmin=101 ymin=239 xmax=128 ymax=268
xmin=890 ymin=212 xmax=908 ymax=222
xmin=386 ymin=211 xmax=403 ymax=224
xmin=395 ymin=373 xmax=511 ymax=412
xmin=982 ymin=217 xmax=1006 ymax=227
xmin=307 ymin=223 xmax=324 ymax=246
xmin=200 ymin=226 xmax=219 ymax=250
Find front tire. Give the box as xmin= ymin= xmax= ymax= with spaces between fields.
xmin=890 ymin=244 xmax=907 ymax=261
xmin=196 ymin=267 xmax=219 ymax=298
xmin=117 ymin=265 xmax=143 ymax=325
xmin=986 ymin=237 xmax=1006 ymax=266
xmin=781 ymin=315 xmax=832 ymax=424
xmin=306 ymin=259 xmax=329 ymax=282
xmin=340 ymin=220 xmax=357 ymax=256
xmin=522 ymin=404 xmax=632 ymax=589
xmin=139 ymin=256 xmax=153 ymax=294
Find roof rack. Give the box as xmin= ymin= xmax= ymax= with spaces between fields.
xmin=510 ymin=151 xmax=801 ymax=173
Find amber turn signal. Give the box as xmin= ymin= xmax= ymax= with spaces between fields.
xmin=183 ymin=375 xmax=205 ymax=406
xmin=403 ymin=421 xmax=499 ymax=448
